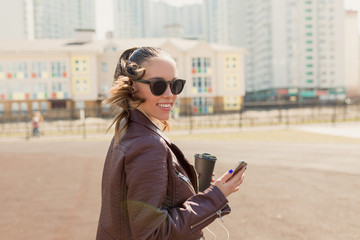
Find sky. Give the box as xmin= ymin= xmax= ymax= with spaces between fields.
xmin=95 ymin=0 xmax=360 ymax=40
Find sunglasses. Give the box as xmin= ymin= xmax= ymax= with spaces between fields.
xmin=134 ymin=78 xmax=186 ymax=96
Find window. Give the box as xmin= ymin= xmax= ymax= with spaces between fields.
xmin=192 ymin=97 xmax=213 ymax=114
xmin=306 ymin=56 xmax=313 ymax=60
xmin=31 ymin=62 xmax=47 ymax=79
xmin=11 ymin=102 xmax=19 ymax=116
xmin=41 ymin=102 xmax=48 ymax=113
xmin=71 ymin=57 xmax=90 ymax=74
xmin=0 ymin=62 xmax=4 ymax=79
xmin=33 ymin=82 xmax=48 ymax=99
xmin=0 ymin=83 xmax=5 ymax=100
xmin=192 ymin=77 xmax=212 ymax=93
xmin=20 ymin=102 xmax=28 ymax=115
xmin=73 ymin=78 xmax=90 ymax=94
xmin=7 ymin=62 xmax=28 ymax=79
xmin=191 ymin=57 xmax=211 ymax=74
xmin=306 ymin=72 xmax=313 ymax=75
xmin=8 ymin=83 xmax=30 ymax=100
xmin=32 ymin=102 xmax=40 ymax=111
xmin=306 ymin=79 xmax=313 ymax=83
xmin=306 ymin=48 xmax=313 ymax=52
xmin=0 ymin=103 xmax=4 ymax=116
xmin=306 ymin=64 xmax=313 ymax=67
xmin=224 ymin=55 xmax=239 ymax=70
xmin=51 ymin=61 xmax=67 ymax=78
xmin=75 ymin=101 xmax=85 ymax=109
xmin=225 ymin=75 xmax=239 ymax=89
xmin=101 ymin=62 xmax=108 ymax=73
xmin=224 ymin=96 xmax=240 ymax=110
xmin=51 ymin=82 xmax=68 ymax=99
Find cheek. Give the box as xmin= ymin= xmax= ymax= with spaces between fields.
xmin=134 ymin=84 xmax=149 ymax=99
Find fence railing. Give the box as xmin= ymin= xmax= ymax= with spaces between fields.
xmin=1 ymin=101 xmax=360 ymax=140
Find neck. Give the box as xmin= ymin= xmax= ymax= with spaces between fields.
xmin=137 ymin=107 xmax=161 ymax=129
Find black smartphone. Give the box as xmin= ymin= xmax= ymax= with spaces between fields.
xmin=228 ymin=160 xmax=247 ymax=180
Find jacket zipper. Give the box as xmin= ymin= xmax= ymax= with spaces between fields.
xmin=176 ymin=169 xmax=196 ymax=193
xmin=190 ymin=204 xmax=229 ymax=230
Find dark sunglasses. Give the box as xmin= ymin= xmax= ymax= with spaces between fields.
xmin=134 ymin=78 xmax=186 ymax=96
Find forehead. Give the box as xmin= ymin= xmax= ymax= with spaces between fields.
xmin=142 ymin=56 xmax=177 ymax=79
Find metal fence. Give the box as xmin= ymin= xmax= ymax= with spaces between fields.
xmin=1 ymin=101 xmax=360 ymax=140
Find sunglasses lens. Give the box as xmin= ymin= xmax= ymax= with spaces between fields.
xmin=171 ymin=80 xmax=185 ymax=95
xmin=152 ymin=80 xmax=167 ymax=96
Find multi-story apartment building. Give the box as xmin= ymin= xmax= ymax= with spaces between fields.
xmin=232 ymin=0 xmax=346 ymax=102
xmin=0 ymin=0 xmax=95 ymax=40
xmin=113 ymin=0 xmax=203 ymax=39
xmin=0 ymin=34 xmax=246 ymax=118
xmin=203 ymin=0 xmax=232 ymax=45
xmin=344 ymin=10 xmax=360 ymax=99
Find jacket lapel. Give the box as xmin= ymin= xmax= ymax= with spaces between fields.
xmin=129 ymin=109 xmax=171 ymax=145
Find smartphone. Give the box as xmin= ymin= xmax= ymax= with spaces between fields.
xmin=228 ymin=160 xmax=247 ymax=180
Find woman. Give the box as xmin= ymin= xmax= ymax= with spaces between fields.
xmin=96 ymin=47 xmax=246 ymax=240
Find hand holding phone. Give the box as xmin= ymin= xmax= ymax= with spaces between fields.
xmin=228 ymin=160 xmax=247 ymax=181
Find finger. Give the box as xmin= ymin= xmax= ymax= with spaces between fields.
xmin=228 ymin=167 xmax=246 ymax=184
xmin=217 ymin=169 xmax=234 ymax=183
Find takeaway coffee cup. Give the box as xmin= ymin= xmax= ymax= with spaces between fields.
xmin=194 ymin=153 xmax=217 ymax=192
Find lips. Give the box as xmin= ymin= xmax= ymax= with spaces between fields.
xmin=157 ymin=103 xmax=172 ymax=110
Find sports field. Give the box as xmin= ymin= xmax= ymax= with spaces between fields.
xmin=1 ymin=129 xmax=359 ymax=240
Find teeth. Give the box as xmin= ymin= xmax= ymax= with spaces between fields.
xmin=158 ymin=104 xmax=171 ymax=108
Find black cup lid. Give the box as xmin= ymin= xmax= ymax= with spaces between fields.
xmin=194 ymin=153 xmax=217 ymax=161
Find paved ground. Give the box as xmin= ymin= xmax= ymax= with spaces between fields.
xmin=0 ymin=127 xmax=359 ymax=240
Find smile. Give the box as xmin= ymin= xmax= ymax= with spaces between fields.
xmin=157 ymin=103 xmax=172 ymax=110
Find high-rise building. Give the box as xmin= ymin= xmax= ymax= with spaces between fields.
xmin=0 ymin=0 xmax=95 ymax=40
xmin=113 ymin=0 xmax=148 ymax=38
xmin=232 ymin=0 xmax=346 ymax=102
xmin=344 ymin=10 xmax=360 ymax=99
xmin=203 ymin=0 xmax=231 ymax=44
xmin=113 ymin=0 xmax=203 ymax=39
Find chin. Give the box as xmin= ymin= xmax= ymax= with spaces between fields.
xmin=157 ymin=113 xmax=171 ymax=121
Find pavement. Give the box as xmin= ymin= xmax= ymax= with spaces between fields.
xmin=290 ymin=122 xmax=360 ymax=139
xmin=0 ymin=122 xmax=360 ymax=239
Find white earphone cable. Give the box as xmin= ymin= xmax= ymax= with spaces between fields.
xmin=205 ymin=227 xmax=216 ymax=240
xmin=217 ymin=219 xmax=230 ymax=240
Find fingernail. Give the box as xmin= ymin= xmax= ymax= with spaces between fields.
xmin=229 ymin=169 xmax=233 ymax=174
xmin=245 ymin=166 xmax=247 ymax=170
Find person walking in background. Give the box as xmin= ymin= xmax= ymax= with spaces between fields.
xmin=31 ymin=111 xmax=43 ymax=137
xmin=96 ymin=47 xmax=246 ymax=240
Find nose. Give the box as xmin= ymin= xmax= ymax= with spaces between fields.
xmin=162 ymin=84 xmax=173 ymax=97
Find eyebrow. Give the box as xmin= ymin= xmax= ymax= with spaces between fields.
xmin=148 ymin=77 xmax=178 ymax=81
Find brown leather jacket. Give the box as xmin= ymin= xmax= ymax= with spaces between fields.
xmin=96 ymin=109 xmax=230 ymax=240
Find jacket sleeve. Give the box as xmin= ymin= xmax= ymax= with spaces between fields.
xmin=125 ymin=136 xmax=230 ymax=240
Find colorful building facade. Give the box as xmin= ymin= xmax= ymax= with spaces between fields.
xmin=0 ymin=37 xmax=246 ymax=118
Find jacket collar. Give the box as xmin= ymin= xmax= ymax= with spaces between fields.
xmin=129 ymin=109 xmax=171 ymax=145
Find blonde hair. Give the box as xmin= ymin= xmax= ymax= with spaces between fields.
xmin=105 ymin=47 xmax=171 ymax=143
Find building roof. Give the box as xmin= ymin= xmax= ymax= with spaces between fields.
xmin=0 ymin=37 xmax=247 ymax=54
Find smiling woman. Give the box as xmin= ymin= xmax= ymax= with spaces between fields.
xmin=96 ymin=47 xmax=246 ymax=240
